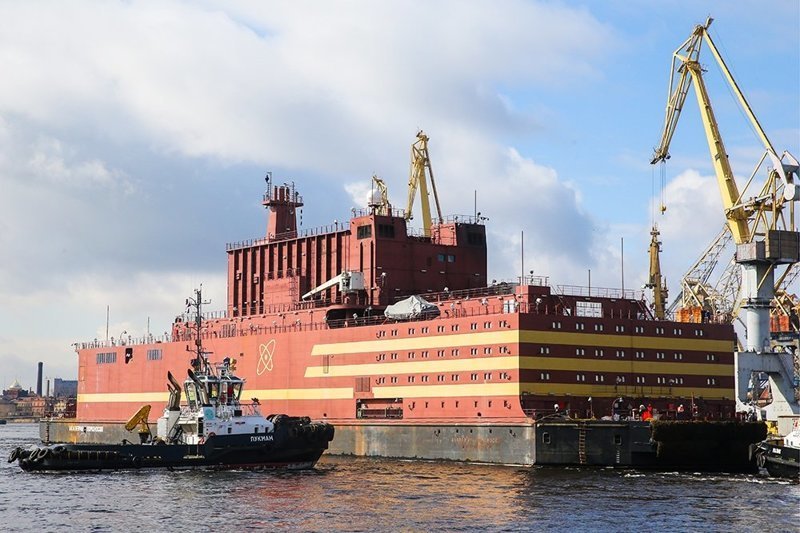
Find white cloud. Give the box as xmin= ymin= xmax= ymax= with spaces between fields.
xmin=2 ymin=0 xmax=791 ymax=391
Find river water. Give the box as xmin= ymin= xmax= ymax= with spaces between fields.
xmin=0 ymin=424 xmax=797 ymax=531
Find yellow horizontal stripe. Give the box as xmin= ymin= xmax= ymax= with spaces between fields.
xmin=519 ymin=356 xmax=732 ymax=376
xmin=519 ymin=382 xmax=731 ymax=399
xmin=304 ymin=356 xmax=519 ymax=378
xmin=78 ymin=392 xmax=170 ymax=404
xmin=310 ymin=330 xmax=518 ymax=356
xmin=248 ymin=388 xmax=353 ymax=400
xmin=79 ymin=387 xmax=354 ymax=404
xmin=372 ymin=382 xmax=518 ymax=398
xmin=520 ymin=330 xmax=731 ymax=352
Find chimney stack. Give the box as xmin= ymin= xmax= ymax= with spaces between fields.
xmin=36 ymin=362 xmax=43 ymax=396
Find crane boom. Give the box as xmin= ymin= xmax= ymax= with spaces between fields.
xmin=646 ymin=225 xmax=668 ymax=319
xmin=405 ymin=131 xmax=443 ymax=237
xmin=651 ymin=18 xmax=750 ymax=243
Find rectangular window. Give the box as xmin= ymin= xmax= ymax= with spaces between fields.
xmin=575 ymin=301 xmax=602 ymax=318
xmin=467 ymin=232 xmax=485 ymax=245
xmin=447 ymin=254 xmax=455 ymax=263
xmin=356 ymin=224 xmax=372 ymax=239
xmin=96 ymin=352 xmax=117 ymax=364
xmin=437 ymin=253 xmax=446 ymax=262
xmin=377 ymin=224 xmax=395 ymax=238
xmin=147 ymin=349 xmax=162 ymax=361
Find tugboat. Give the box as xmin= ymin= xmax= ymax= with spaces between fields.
xmin=753 ymin=426 xmax=800 ymax=480
xmin=8 ymin=289 xmax=334 ymax=472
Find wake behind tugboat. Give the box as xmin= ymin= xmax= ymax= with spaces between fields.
xmin=8 ymin=289 xmax=334 ymax=472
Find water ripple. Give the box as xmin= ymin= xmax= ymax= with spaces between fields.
xmin=1 ymin=424 xmax=797 ymax=532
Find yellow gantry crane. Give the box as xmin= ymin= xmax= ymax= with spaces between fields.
xmin=405 ymin=131 xmax=443 ymax=237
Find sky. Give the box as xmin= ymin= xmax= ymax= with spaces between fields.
xmin=0 ymin=0 xmax=798 ymax=390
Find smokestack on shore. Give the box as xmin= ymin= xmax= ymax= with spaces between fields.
xmin=36 ymin=362 xmax=43 ymax=396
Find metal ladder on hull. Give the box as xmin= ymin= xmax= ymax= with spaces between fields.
xmin=578 ymin=423 xmax=587 ymax=465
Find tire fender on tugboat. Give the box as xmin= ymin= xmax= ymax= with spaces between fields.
xmin=7 ymin=447 xmax=19 ymax=463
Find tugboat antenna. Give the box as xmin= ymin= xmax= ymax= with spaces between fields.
xmin=186 ymin=286 xmax=212 ymax=372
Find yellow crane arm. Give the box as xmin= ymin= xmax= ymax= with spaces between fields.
xmin=124 ymin=404 xmax=152 ymax=443
xmin=652 ymin=17 xmax=799 ymax=244
xmin=701 ymin=25 xmax=794 ymax=200
xmin=406 ymin=131 xmax=443 ymax=237
xmin=646 ymin=225 xmax=668 ymax=319
xmin=651 ymin=18 xmax=750 ymax=244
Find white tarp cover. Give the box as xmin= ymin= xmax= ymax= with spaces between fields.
xmin=384 ymin=295 xmax=440 ymax=320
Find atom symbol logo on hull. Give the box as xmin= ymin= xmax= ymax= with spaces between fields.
xmin=257 ymin=339 xmax=276 ymax=375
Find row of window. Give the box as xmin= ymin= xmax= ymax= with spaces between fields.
xmin=356 ymin=223 xmax=397 ymax=239
xmin=551 ymin=321 xmax=706 ymax=337
xmin=376 ymin=371 xmax=511 ymax=385
xmin=376 ymin=345 xmax=510 ymax=361
xmin=377 ymin=319 xmax=511 ymax=338
xmin=538 ymin=346 xmax=719 ymax=361
xmin=537 ymin=373 xmax=717 ymax=386
xmin=96 ymin=349 xmax=163 ymax=364
xmin=409 ymin=399 xmax=508 ymax=411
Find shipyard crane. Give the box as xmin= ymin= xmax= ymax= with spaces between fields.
xmin=651 ymin=17 xmax=799 ymax=348
xmin=651 ymin=18 xmax=800 ymax=422
xmin=645 ymin=225 xmax=669 ymax=320
xmin=405 ymin=131 xmax=443 ymax=237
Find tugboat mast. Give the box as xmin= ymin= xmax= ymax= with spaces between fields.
xmin=186 ymin=287 xmax=211 ymax=372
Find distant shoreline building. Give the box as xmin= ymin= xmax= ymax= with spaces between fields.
xmin=2 ymin=376 xmax=78 ymax=420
